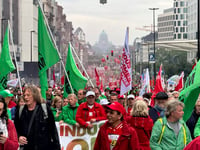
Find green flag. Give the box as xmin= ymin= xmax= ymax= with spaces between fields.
xmin=0 ymin=27 xmax=16 ymax=90
xmin=179 ymin=60 xmax=200 ymax=121
xmin=38 ymin=6 xmax=60 ymax=99
xmin=63 ymin=43 xmax=87 ymax=98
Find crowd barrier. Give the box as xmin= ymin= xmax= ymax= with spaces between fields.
xmin=56 ymin=121 xmax=106 ymax=150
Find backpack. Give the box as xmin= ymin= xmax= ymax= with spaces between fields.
xmin=19 ymin=103 xmax=48 ymax=119
xmin=158 ymin=118 xmax=187 ymax=146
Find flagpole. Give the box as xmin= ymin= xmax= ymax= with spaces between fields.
xmin=37 ymin=0 xmax=74 ymax=93
xmin=8 ymin=21 xmax=22 ymax=93
xmin=71 ymin=44 xmax=94 ymax=87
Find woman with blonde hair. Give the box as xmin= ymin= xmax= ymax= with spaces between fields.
xmin=51 ymin=96 xmax=63 ymax=122
xmin=127 ymin=100 xmax=153 ymax=150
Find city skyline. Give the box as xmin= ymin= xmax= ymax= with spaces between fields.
xmin=57 ymin=0 xmax=172 ymax=45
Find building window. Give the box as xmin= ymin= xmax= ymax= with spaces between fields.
xmin=176 ymin=27 xmax=179 ymax=32
xmin=180 ymin=27 xmax=185 ymax=32
xmin=180 ymin=14 xmax=184 ymax=19
xmin=183 ymin=33 xmax=187 ymax=39
xmin=178 ymin=8 xmax=181 ymax=13
xmin=178 ymin=34 xmax=182 ymax=39
xmin=176 ymin=2 xmax=178 ymax=7
xmin=183 ymin=8 xmax=187 ymax=13
xmin=174 ymin=34 xmax=176 ymax=39
xmin=183 ymin=21 xmax=187 ymax=26
xmin=178 ymin=21 xmax=181 ymax=26
xmin=33 ymin=0 xmax=37 ymax=5
xmin=180 ymin=1 xmax=184 ymax=7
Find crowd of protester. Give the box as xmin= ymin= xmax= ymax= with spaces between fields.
xmin=0 ymin=84 xmax=200 ymax=150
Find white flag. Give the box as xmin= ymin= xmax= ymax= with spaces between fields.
xmin=120 ymin=27 xmax=132 ymax=95
xmin=139 ymin=68 xmax=150 ymax=96
xmin=7 ymin=79 xmax=19 ymax=87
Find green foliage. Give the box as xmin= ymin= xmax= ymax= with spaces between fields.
xmin=155 ymin=48 xmax=193 ymax=78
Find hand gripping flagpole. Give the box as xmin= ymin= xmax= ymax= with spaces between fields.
xmin=37 ymin=0 xmax=74 ymax=93
xmin=8 ymin=21 xmax=22 ymax=93
xmin=71 ymin=44 xmax=94 ymax=88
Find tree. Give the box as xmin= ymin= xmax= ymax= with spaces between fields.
xmin=155 ymin=48 xmax=192 ymax=78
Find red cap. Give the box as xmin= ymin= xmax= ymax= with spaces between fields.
xmin=118 ymin=95 xmax=125 ymax=99
xmin=115 ymin=88 xmax=120 ymax=92
xmin=106 ymin=102 xmax=126 ymax=115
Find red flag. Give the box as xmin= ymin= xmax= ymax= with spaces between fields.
xmin=100 ymin=79 xmax=103 ymax=92
xmin=61 ymin=75 xmax=65 ymax=85
xmin=192 ymin=58 xmax=197 ymax=70
xmin=175 ymin=71 xmax=184 ymax=91
xmin=82 ymin=71 xmax=86 ymax=77
xmin=76 ymin=64 xmax=79 ymax=69
xmin=151 ymin=64 xmax=164 ymax=106
xmin=53 ymin=70 xmax=56 ymax=88
xmin=95 ymin=68 xmax=100 ymax=87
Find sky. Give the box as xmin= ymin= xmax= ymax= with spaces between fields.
xmin=56 ymin=0 xmax=173 ymax=45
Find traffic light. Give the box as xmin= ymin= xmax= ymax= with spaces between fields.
xmin=111 ymin=50 xmax=113 ymax=56
xmin=100 ymin=0 xmax=107 ymax=4
xmin=106 ymin=55 xmax=109 ymax=60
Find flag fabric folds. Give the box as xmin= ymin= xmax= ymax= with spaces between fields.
xmin=0 ymin=27 xmax=16 ymax=90
xmin=151 ymin=64 xmax=165 ymax=106
xmin=38 ymin=6 xmax=60 ymax=99
xmin=95 ymin=68 xmax=100 ymax=87
xmin=63 ymin=43 xmax=87 ymax=98
xmin=179 ymin=60 xmax=200 ymax=122
xmin=139 ymin=68 xmax=151 ymax=96
xmin=120 ymin=27 xmax=132 ymax=95
xmin=174 ymin=71 xmax=184 ymax=91
xmin=53 ymin=70 xmax=56 ymax=88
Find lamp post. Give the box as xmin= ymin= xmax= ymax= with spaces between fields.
xmin=1 ymin=18 xmax=7 ymax=47
xmin=30 ymin=30 xmax=35 ymax=62
xmin=149 ymin=8 xmax=159 ymax=82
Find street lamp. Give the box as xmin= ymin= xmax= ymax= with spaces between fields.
xmin=149 ymin=8 xmax=159 ymax=83
xmin=30 ymin=30 xmax=35 ymax=62
xmin=1 ymin=18 xmax=7 ymax=47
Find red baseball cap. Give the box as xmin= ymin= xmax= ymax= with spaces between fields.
xmin=117 ymin=95 xmax=125 ymax=99
xmin=106 ymin=101 xmax=126 ymax=115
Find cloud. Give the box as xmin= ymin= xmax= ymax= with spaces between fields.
xmin=57 ymin=0 xmax=172 ymax=45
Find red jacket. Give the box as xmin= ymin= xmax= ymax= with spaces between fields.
xmin=94 ymin=120 xmax=140 ymax=150
xmin=127 ymin=116 xmax=153 ymax=150
xmin=76 ymin=102 xmax=106 ymax=127
xmin=0 ymin=119 xmax=19 ymax=150
xmin=184 ymin=136 xmax=200 ymax=150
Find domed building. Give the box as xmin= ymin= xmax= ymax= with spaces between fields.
xmin=93 ymin=30 xmax=114 ymax=54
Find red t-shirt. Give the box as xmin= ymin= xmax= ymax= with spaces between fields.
xmin=107 ymin=122 xmax=123 ymax=149
xmin=8 ymin=100 xmax=16 ymax=109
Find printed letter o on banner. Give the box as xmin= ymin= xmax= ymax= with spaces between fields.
xmin=67 ymin=139 xmax=89 ymax=150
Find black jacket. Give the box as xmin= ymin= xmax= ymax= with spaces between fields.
xmin=14 ymin=103 xmax=61 ymax=150
xmin=186 ymin=110 xmax=200 ymax=139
